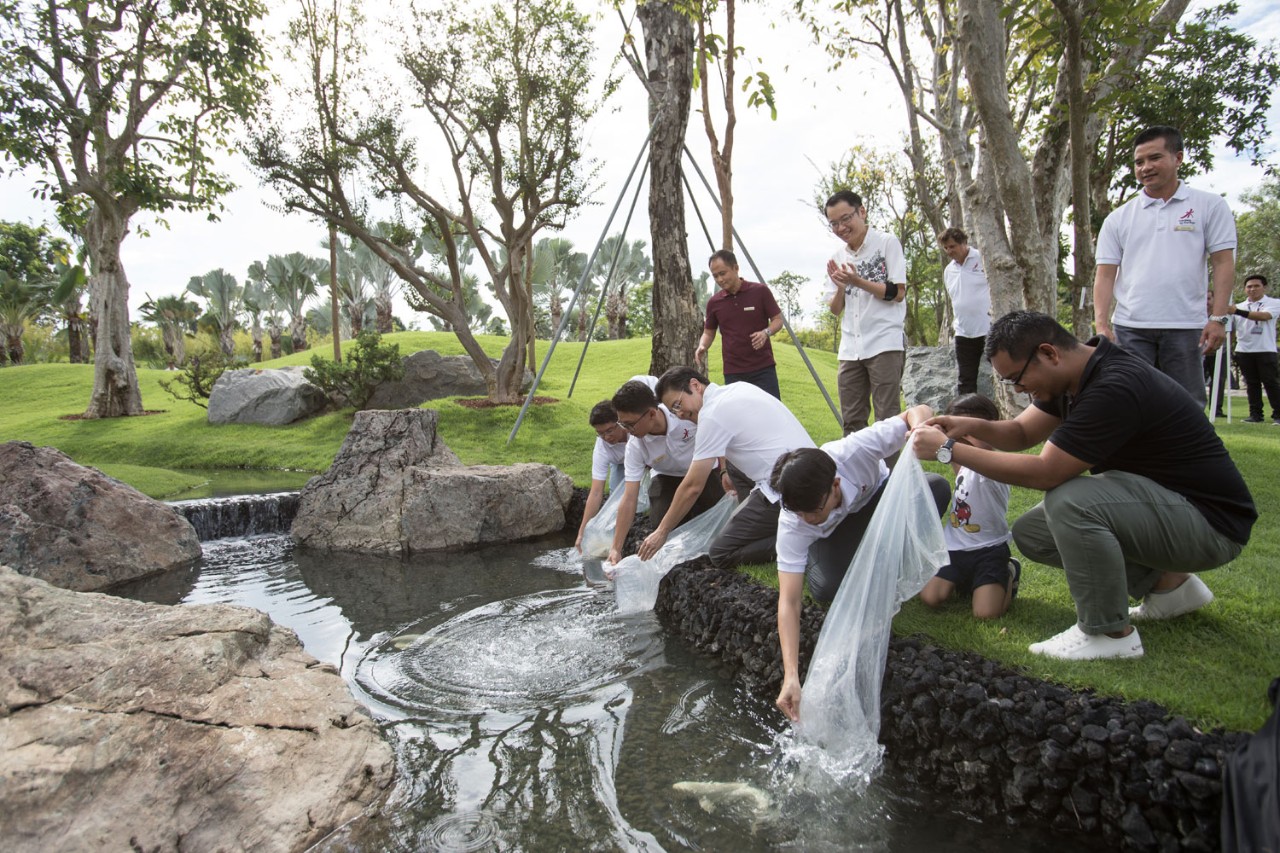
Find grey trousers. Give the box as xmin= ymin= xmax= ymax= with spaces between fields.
xmin=1012 ymin=471 xmax=1242 ymax=635
xmin=837 ymin=350 xmax=905 ymax=434
xmin=709 ymin=488 xmax=780 ymax=569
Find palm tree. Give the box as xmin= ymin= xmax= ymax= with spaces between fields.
xmin=0 ymin=271 xmax=46 ymax=365
xmin=592 ymin=235 xmax=652 ymax=340
xmin=531 ymin=237 xmax=587 ymax=337
xmin=46 ymin=258 xmax=90 ymax=363
xmin=186 ymin=269 xmax=243 ymax=357
xmin=327 ymin=241 xmax=375 ymax=337
xmin=139 ymin=293 xmax=199 ymax=366
xmin=264 ymin=253 xmax=321 ymax=352
xmin=346 ymin=228 xmax=402 ymax=334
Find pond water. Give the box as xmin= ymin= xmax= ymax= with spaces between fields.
xmin=117 ymin=532 xmax=1093 ymax=853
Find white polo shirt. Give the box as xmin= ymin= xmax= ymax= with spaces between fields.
xmin=1234 ymin=295 xmax=1280 ymax=355
xmin=591 ymin=436 xmax=627 ymax=481
xmin=942 ymin=466 xmax=1011 ymax=553
xmin=822 ymin=228 xmax=908 ymax=360
xmin=691 ymin=382 xmax=815 ymax=502
xmin=1096 ymin=182 xmax=1237 ymax=329
xmin=775 ymin=417 xmax=906 ymax=574
xmin=943 ymin=247 xmax=991 ymax=339
xmin=623 ymin=405 xmax=699 ymax=480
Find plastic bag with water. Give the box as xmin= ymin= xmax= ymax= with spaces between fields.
xmin=614 ymin=494 xmax=738 ymax=614
xmin=794 ymin=451 xmax=948 ymax=787
xmin=580 ymin=472 xmax=651 ymax=558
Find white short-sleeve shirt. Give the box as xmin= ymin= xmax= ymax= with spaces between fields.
xmin=775 ymin=417 xmax=907 ymax=574
xmin=623 ymin=405 xmax=699 ymax=480
xmin=943 ymin=247 xmax=991 ymax=339
xmin=942 ymin=466 xmax=1011 ymax=553
xmin=692 ymin=382 xmax=815 ymax=502
xmin=591 ymin=436 xmax=627 ymax=482
xmin=1096 ymin=182 xmax=1237 ymax=329
xmin=1234 ymin=295 xmax=1280 ymax=355
xmin=822 ymin=228 xmax=908 ymax=360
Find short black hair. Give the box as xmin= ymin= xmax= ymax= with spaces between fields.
xmin=709 ymin=249 xmax=738 ymax=268
xmin=1132 ymin=125 xmax=1184 ymax=155
xmin=984 ymin=311 xmax=1081 ymax=361
xmin=612 ymin=380 xmax=658 ymax=416
xmin=655 ymin=366 xmax=709 ymax=400
xmin=824 ymin=189 xmax=864 ymax=213
xmin=945 ymin=393 xmax=999 ymax=421
xmin=1245 ymin=274 xmax=1269 ymax=288
xmin=938 ymin=226 xmax=968 ymax=244
xmin=770 ymin=448 xmax=836 ymax=513
xmin=589 ymin=400 xmax=617 ymax=427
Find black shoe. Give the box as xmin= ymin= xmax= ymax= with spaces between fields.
xmin=1008 ymin=558 xmax=1022 ymax=601
xmin=1243 ymin=417 xmax=1264 ymax=423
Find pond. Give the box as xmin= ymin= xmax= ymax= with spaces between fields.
xmin=117 ymin=530 xmax=1094 ymax=853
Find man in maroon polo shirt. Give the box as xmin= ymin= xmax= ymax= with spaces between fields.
xmin=695 ymin=249 xmax=785 ymax=400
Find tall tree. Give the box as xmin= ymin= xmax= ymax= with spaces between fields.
xmin=1236 ymin=178 xmax=1280 ymax=287
xmin=251 ymin=0 xmax=610 ymax=402
xmin=264 ymin=253 xmax=321 ymax=352
xmin=593 ymin=233 xmax=652 ymax=340
xmin=186 ymin=268 xmax=243 ymax=357
xmin=0 ymin=272 xmax=46 ymax=365
xmin=0 ymin=0 xmax=267 ymax=416
xmin=531 ymin=237 xmax=588 ymax=336
xmin=637 ymin=0 xmax=703 ymax=375
xmin=139 ymin=292 xmax=198 ymax=366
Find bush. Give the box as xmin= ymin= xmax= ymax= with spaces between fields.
xmin=159 ymin=350 xmax=241 ymax=409
xmin=304 ymin=331 xmax=405 ymax=410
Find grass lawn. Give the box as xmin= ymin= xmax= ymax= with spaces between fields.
xmin=2 ymin=331 xmax=1275 ymax=731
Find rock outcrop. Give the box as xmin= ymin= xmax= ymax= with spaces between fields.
xmin=0 ymin=566 xmax=395 ymax=852
xmin=0 ymin=441 xmax=201 ymax=591
xmin=208 ymin=366 xmax=329 ymax=426
xmin=366 ymin=349 xmax=527 ymax=409
xmin=292 ymin=409 xmax=573 ymax=554
xmin=901 ymin=345 xmax=995 ymax=412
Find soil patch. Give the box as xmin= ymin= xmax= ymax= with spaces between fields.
xmin=455 ymin=396 xmax=558 ymax=409
xmin=59 ymin=410 xmax=167 ymax=421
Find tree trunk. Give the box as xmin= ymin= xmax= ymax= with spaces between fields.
xmin=494 ymin=244 xmax=533 ymax=403
xmin=270 ymin=330 xmax=283 ymax=360
xmin=290 ymin=315 xmax=307 ymax=352
xmin=83 ymin=207 xmax=143 ymax=418
xmin=219 ymin=324 xmax=236 ymax=357
xmin=251 ymin=321 xmax=263 ymax=362
xmin=639 ymin=0 xmax=701 ymax=377
xmin=66 ymin=308 xmax=87 ymax=363
xmin=375 ymin=298 xmax=393 ymax=334
xmin=5 ymin=334 xmax=22 ymax=365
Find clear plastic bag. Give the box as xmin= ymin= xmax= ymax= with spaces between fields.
xmin=795 ymin=451 xmax=948 ymax=785
xmin=580 ymin=472 xmax=651 ymax=558
xmin=614 ymin=494 xmax=738 ymax=614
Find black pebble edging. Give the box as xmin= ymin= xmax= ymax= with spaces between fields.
xmin=652 ymin=555 xmax=1249 ymax=852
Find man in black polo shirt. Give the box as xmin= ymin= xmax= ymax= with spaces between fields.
xmin=911 ymin=311 xmax=1256 ymax=660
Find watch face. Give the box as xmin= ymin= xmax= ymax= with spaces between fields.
xmin=936 ymin=439 xmax=954 ymax=463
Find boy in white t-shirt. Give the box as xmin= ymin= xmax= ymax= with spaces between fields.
xmin=575 ymin=375 xmax=659 ymax=554
xmin=918 ymin=395 xmax=1020 ymax=619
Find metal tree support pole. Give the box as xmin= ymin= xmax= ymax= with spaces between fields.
xmin=680 ymin=146 xmax=843 ymax=429
xmin=568 ymin=158 xmax=651 ymax=397
xmin=506 ymin=125 xmax=656 ymax=445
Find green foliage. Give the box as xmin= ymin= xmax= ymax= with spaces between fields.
xmin=770 ymin=270 xmax=810 ymax=327
xmin=1237 ymin=177 xmax=1280 ymax=288
xmin=304 ymin=331 xmax=404 ymax=410
xmin=158 ymin=350 xmax=239 ymax=409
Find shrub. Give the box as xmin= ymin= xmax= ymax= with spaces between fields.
xmin=159 ymin=350 xmax=240 ymax=408
xmin=304 ymin=331 xmax=404 ymax=410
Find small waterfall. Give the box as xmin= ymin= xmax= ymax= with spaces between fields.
xmin=173 ymin=492 xmax=301 ymax=541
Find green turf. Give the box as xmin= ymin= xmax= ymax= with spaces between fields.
xmin=2 ymin=333 xmax=1274 ymax=731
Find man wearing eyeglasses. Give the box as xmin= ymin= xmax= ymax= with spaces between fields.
xmin=575 ymin=375 xmax=658 ymax=554
xmin=637 ymin=366 xmax=816 ymax=568
xmin=911 ymin=311 xmax=1256 ymax=661
xmin=604 ymin=380 xmax=726 ymax=565
xmin=823 ymin=189 xmax=909 ymax=434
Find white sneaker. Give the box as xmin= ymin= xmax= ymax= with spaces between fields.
xmin=1129 ymin=575 xmax=1214 ymax=621
xmin=1028 ymin=624 xmax=1144 ymax=660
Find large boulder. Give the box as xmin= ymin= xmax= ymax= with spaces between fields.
xmin=0 ymin=441 xmax=201 ymax=591
xmin=292 ymin=409 xmax=573 ymax=554
xmin=0 ymin=566 xmax=395 ymax=852
xmin=208 ymin=366 xmax=329 ymax=425
xmin=901 ymin=344 xmax=995 ymax=413
xmin=365 ymin=349 xmax=534 ymax=409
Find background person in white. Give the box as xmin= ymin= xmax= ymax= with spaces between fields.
xmin=823 ymin=189 xmax=909 ymax=434
xmin=1093 ymin=125 xmax=1237 ymax=406
xmin=939 ymin=227 xmax=991 ymax=395
xmin=574 ymin=375 xmax=657 ymax=554
xmin=638 ymin=366 xmax=815 ymax=569
xmin=605 ymin=380 xmax=724 ymax=565
xmin=1233 ymin=274 xmax=1280 ymax=424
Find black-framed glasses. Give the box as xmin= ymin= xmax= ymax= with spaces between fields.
xmin=668 ymin=391 xmax=686 ymax=415
xmin=828 ymin=211 xmax=859 ymax=232
xmin=616 ymin=411 xmax=647 ymax=433
xmin=1001 ymin=346 xmax=1041 ymax=388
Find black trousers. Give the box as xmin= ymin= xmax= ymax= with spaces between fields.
xmin=954 ymin=335 xmax=986 ymax=396
xmin=1236 ymin=351 xmax=1280 ymax=420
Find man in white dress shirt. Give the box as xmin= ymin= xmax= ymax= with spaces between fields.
xmin=939 ymin=226 xmax=991 ymax=395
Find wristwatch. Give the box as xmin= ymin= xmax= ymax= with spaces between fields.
xmin=935 ymin=438 xmax=956 ymax=464
xmin=1209 ymin=314 xmax=1231 ymax=325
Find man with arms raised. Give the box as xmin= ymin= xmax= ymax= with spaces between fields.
xmin=1093 ymin=125 xmax=1237 ymax=405
xmin=605 ymin=380 xmax=726 ymax=565
xmin=912 ymin=311 xmax=1255 ymax=660
xmin=637 ymin=366 xmax=815 ymax=569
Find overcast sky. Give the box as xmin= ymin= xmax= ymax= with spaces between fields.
xmin=2 ymin=0 xmax=1277 ymax=329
